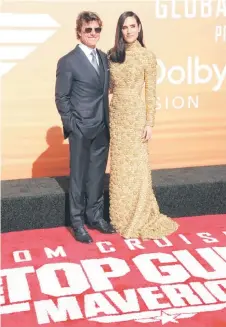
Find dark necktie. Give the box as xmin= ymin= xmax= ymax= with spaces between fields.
xmin=91 ymin=50 xmax=99 ymax=74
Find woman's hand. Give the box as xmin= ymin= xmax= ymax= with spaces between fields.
xmin=142 ymin=125 xmax=152 ymax=142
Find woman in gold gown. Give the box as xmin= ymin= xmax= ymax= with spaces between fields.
xmin=108 ymin=11 xmax=179 ymax=240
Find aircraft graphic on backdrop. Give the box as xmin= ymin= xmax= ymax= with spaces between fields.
xmin=0 ymin=13 xmax=60 ymax=77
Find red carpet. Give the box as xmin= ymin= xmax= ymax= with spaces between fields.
xmin=1 ymin=215 xmax=226 ymax=327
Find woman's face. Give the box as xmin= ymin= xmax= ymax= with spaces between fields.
xmin=121 ymin=16 xmax=141 ymax=44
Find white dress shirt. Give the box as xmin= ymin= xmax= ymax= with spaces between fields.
xmin=79 ymin=43 xmax=99 ymax=66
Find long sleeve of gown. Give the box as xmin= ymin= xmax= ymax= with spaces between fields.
xmin=109 ymin=73 xmax=114 ymax=94
xmin=144 ymin=52 xmax=157 ymax=127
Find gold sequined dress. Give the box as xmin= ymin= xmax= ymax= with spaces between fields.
xmin=109 ymin=40 xmax=179 ymax=240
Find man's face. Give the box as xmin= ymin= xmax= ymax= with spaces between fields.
xmin=79 ymin=20 xmax=101 ymax=48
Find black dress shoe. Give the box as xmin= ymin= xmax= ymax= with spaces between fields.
xmin=72 ymin=226 xmax=93 ymax=243
xmin=88 ymin=219 xmax=116 ymax=234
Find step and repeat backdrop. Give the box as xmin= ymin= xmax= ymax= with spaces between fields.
xmin=1 ymin=0 xmax=226 ymax=180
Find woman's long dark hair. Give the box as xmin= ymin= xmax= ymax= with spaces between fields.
xmin=108 ymin=11 xmax=145 ymax=63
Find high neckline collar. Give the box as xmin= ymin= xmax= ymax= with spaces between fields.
xmin=125 ymin=40 xmax=141 ymax=51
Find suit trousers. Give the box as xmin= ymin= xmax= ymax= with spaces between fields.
xmin=68 ymin=125 xmax=109 ymax=228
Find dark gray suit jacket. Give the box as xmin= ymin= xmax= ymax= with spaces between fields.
xmin=55 ymin=45 xmax=109 ymax=139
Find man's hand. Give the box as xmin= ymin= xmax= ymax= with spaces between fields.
xmin=142 ymin=125 xmax=152 ymax=142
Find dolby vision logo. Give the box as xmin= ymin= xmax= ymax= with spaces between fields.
xmin=157 ymin=57 xmax=226 ymax=92
xmin=0 ymin=13 xmax=60 ymax=77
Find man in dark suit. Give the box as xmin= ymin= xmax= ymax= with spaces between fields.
xmin=55 ymin=11 xmax=115 ymax=243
